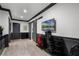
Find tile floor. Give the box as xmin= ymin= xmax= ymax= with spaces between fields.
xmin=2 ymin=39 xmax=50 ymax=56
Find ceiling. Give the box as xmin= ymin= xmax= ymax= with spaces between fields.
xmin=0 ymin=3 xmax=50 ymax=21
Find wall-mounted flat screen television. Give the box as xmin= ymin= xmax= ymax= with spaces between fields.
xmin=42 ymin=18 xmax=56 ymax=33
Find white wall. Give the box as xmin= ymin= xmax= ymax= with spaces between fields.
xmin=30 ymin=3 xmax=79 ymax=38
xmin=0 ymin=10 xmax=9 ymax=35
xmin=11 ymin=20 xmax=29 ymax=33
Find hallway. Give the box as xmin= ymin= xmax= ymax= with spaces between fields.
xmin=1 ymin=3 xmax=79 ymax=56
xmin=2 ymin=39 xmax=50 ymax=56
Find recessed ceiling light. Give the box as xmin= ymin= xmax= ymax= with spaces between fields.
xmin=20 ymin=16 xmax=23 ymax=18
xmin=24 ymin=9 xmax=27 ymax=13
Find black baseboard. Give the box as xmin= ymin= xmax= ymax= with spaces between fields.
xmin=21 ymin=32 xmax=29 ymax=39
xmin=0 ymin=34 xmax=9 ymax=48
xmin=3 ymin=34 xmax=9 ymax=47
xmin=10 ymin=32 xmax=29 ymax=40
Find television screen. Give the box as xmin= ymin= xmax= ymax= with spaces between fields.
xmin=42 ymin=18 xmax=56 ymax=33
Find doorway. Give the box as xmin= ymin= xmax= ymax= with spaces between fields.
xmin=29 ymin=20 xmax=37 ymax=42
xmin=13 ymin=23 xmax=20 ymax=39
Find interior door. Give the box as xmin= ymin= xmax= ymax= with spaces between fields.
xmin=13 ymin=23 xmax=20 ymax=39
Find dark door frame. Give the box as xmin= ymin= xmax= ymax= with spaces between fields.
xmin=29 ymin=22 xmax=31 ymax=40
xmin=29 ymin=20 xmax=37 ymax=42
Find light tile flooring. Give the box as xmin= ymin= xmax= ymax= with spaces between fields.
xmin=2 ymin=39 xmax=50 ymax=56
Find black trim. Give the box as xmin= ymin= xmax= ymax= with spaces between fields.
xmin=3 ymin=34 xmax=9 ymax=47
xmin=0 ymin=3 xmax=56 ymax=22
xmin=21 ymin=32 xmax=29 ymax=39
xmin=10 ymin=32 xmax=29 ymax=39
xmin=0 ymin=34 xmax=9 ymax=48
xmin=0 ymin=6 xmax=12 ymax=19
xmin=0 ymin=5 xmax=2 ymax=8
xmin=0 ymin=5 xmax=28 ymax=22
xmin=27 ymin=3 xmax=56 ymax=22
xmin=51 ymin=35 xmax=79 ymax=41
xmin=37 ymin=34 xmax=79 ymax=41
xmin=12 ymin=19 xmax=27 ymax=22
xmin=30 ymin=16 xmax=43 ymax=23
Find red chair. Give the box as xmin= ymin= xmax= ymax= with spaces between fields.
xmin=37 ymin=35 xmax=42 ymax=47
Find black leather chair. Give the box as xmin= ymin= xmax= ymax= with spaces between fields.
xmin=70 ymin=44 xmax=79 ymax=56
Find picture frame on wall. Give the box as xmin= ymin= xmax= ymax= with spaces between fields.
xmin=41 ymin=18 xmax=56 ymax=33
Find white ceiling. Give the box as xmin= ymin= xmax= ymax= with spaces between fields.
xmin=0 ymin=3 xmax=50 ymax=21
